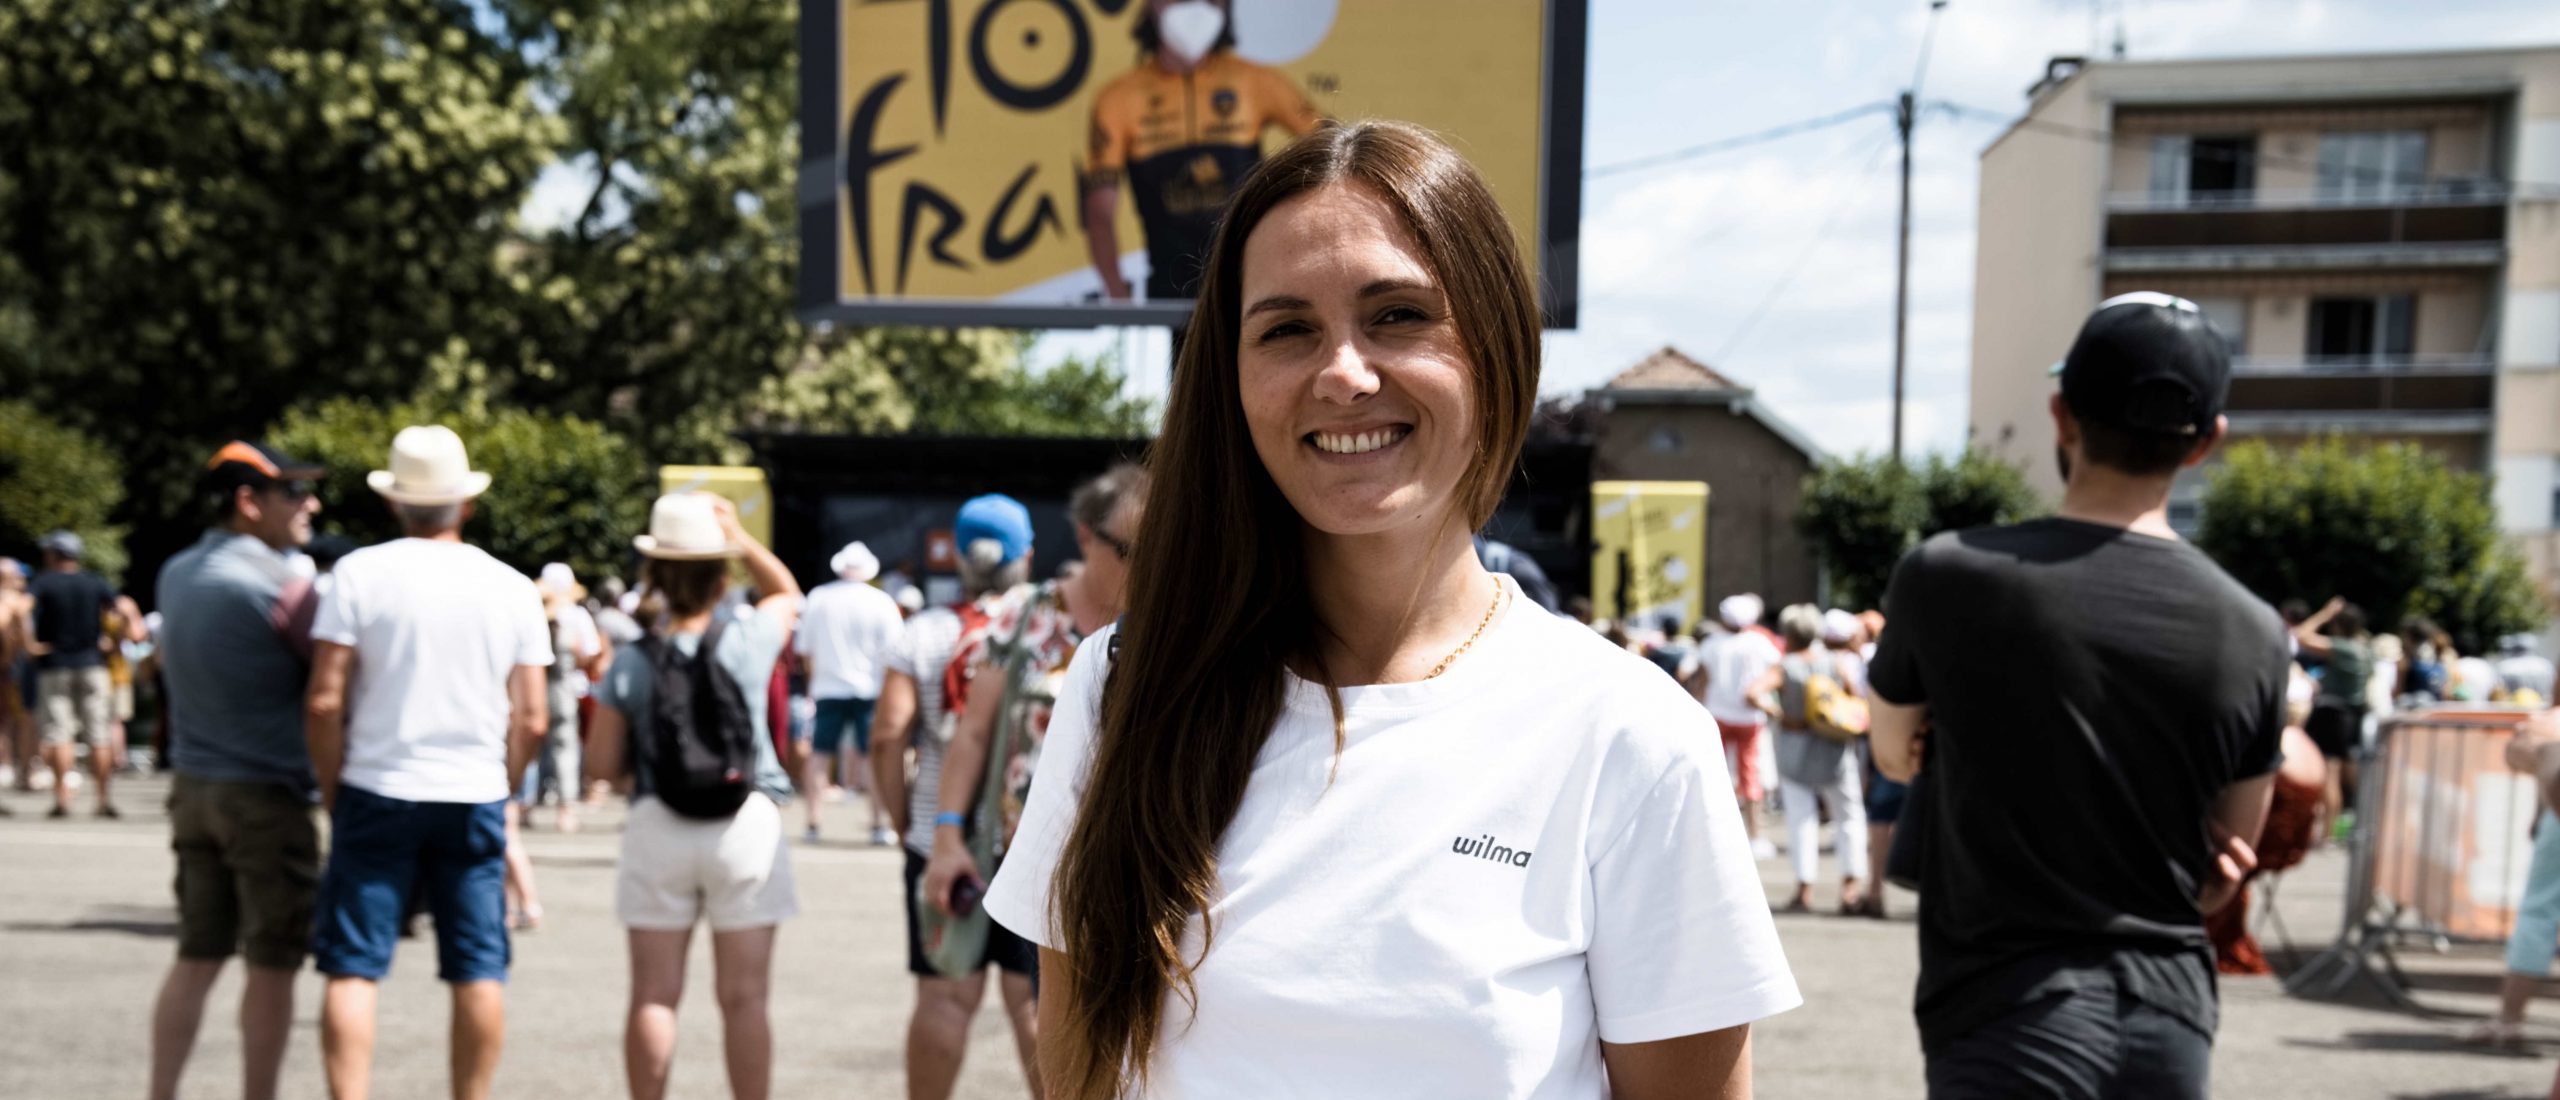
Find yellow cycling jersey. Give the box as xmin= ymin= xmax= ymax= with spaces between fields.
xmin=1088 ymin=51 xmax=1321 ymax=298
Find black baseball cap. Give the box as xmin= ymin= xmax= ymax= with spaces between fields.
xmin=204 ymin=440 xmax=325 ymax=496
xmin=2053 ymin=292 xmax=2230 ymax=437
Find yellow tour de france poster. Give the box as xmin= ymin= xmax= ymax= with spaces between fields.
xmin=816 ymin=0 xmax=1576 ymax=325
xmin=1589 ymin=480 xmax=1708 ymax=634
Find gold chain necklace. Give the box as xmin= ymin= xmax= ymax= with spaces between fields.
xmin=1423 ymin=581 xmax=1508 ymax=680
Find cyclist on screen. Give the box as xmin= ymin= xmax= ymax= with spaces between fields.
xmin=1084 ymin=0 xmax=1324 ymax=302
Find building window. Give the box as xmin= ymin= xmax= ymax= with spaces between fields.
xmin=2307 ymin=295 xmax=2414 ymax=364
xmin=2317 ymin=131 xmax=2427 ymax=202
xmin=2148 ymin=134 xmax=2256 ymax=203
xmin=1648 ymin=425 xmax=1684 ymax=454
xmin=2192 ymin=295 xmax=2248 ymax=358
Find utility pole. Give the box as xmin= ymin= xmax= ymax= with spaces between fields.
xmin=1892 ymin=90 xmax=1914 ymax=464
xmin=1893 ymin=0 xmax=1948 ymax=465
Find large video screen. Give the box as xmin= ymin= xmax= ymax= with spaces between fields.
xmin=798 ymin=0 xmax=1586 ymax=329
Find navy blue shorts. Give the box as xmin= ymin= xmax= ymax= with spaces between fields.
xmin=1867 ymin=770 xmax=1909 ymax=825
xmin=312 ymin=785 xmax=511 ymax=984
xmin=810 ymin=696 xmax=877 ymax=756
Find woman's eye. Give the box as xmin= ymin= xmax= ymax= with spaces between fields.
xmin=1375 ymin=305 xmax=1427 ymax=325
xmin=1257 ymin=321 xmax=1311 ymax=343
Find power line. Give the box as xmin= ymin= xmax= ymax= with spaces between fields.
xmin=1713 ymin=130 xmax=1900 ymax=367
xmin=1584 ymin=102 xmax=1894 ymax=180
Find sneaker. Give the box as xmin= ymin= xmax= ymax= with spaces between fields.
xmin=95 ymin=804 xmax=120 ymax=820
xmin=870 ymin=826 xmax=897 ymax=847
xmin=803 ymin=826 xmax=822 ymax=845
xmin=1750 ymin=837 xmax=1779 ymax=861
xmin=47 ymin=805 xmax=69 ymax=819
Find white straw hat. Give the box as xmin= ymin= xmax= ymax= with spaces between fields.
xmin=633 ymin=494 xmax=739 ymax=561
xmin=366 ymin=425 xmax=492 ymax=505
xmin=831 ymin=540 xmax=880 ymax=582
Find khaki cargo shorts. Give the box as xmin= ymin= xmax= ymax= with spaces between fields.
xmin=169 ymin=774 xmax=322 ymax=970
xmin=36 ymin=666 xmax=111 ymax=746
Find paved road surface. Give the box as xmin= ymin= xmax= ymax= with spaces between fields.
xmin=0 ymin=775 xmax=2547 ymax=1098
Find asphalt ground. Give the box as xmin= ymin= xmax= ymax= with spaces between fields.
xmin=0 ymin=774 xmax=2550 ymax=1098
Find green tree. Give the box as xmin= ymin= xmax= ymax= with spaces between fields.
xmin=0 ymin=401 xmax=127 ymax=581
xmin=1798 ymin=458 xmax=1923 ymax=612
xmin=0 ymin=0 xmax=560 ymax=581
xmin=1919 ymin=447 xmax=2041 ymax=536
xmin=1798 ymin=448 xmax=2041 ymax=610
xmin=2196 ymin=438 xmax=2544 ymax=652
xmin=270 ymin=384 xmax=650 ymax=584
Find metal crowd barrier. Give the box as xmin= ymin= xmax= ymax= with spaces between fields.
xmin=2284 ymin=708 xmax=2541 ymax=1009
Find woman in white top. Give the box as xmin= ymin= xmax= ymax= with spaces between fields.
xmin=981 ymin=121 xmax=1798 ymax=1100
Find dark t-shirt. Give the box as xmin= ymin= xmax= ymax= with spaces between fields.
xmin=1867 ymin=519 xmax=2287 ymax=1045
xmin=29 ymin=569 xmax=114 ymax=671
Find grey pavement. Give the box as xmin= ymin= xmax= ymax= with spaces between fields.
xmin=0 ymin=773 xmax=2551 ymax=1098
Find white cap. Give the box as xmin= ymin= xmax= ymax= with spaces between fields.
xmin=1821 ymin=608 xmax=1862 ymax=645
xmin=831 ymin=541 xmax=880 ymax=582
xmin=1718 ymin=594 xmax=1764 ymax=631
xmin=538 ymin=562 xmax=577 ymax=594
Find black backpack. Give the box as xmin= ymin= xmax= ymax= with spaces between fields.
xmin=641 ymin=618 xmax=757 ymax=820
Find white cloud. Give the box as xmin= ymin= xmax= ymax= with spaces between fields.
xmin=1037 ymin=0 xmax=2560 ymax=461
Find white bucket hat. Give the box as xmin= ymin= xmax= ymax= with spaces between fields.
xmin=633 ymin=494 xmax=739 ymax=560
xmin=1718 ymin=594 xmax=1764 ymax=631
xmin=367 ymin=425 xmax=492 ymax=504
xmin=1821 ymin=608 xmax=1863 ymax=645
xmin=831 ymin=540 xmax=880 ymax=582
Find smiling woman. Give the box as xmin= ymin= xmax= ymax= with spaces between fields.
xmin=981 ymin=121 xmax=1800 ymax=1100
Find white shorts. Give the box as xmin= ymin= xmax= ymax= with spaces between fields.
xmin=616 ymin=792 xmax=799 ymax=932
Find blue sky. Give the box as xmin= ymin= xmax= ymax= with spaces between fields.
xmin=1027 ymin=0 xmax=2560 ymax=459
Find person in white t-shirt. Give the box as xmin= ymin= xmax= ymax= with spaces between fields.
xmin=981 ymin=122 xmax=1798 ymax=1100
xmin=794 ymin=540 xmax=903 ymax=845
xmin=523 ymin=562 xmax=608 ymax=840
xmin=1697 ymin=593 xmax=1782 ymax=860
xmin=303 ymin=425 xmax=552 ymax=1100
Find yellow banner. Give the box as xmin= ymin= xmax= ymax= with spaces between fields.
xmin=832 ymin=0 xmax=1556 ymax=309
xmin=659 ymin=466 xmax=774 ymax=550
xmin=1590 ymin=480 xmax=1708 ymax=633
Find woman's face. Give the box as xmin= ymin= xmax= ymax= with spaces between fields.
xmin=1236 ymin=183 xmax=1476 ymax=542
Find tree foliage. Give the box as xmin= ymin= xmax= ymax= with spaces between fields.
xmin=2197 ymin=438 xmax=2545 ymax=652
xmin=1799 ymin=449 xmax=2041 ymax=610
xmin=0 ymin=0 xmax=557 ymax=576
xmin=0 ymin=401 xmax=127 ymax=582
xmin=269 ymin=364 xmax=651 ymax=584
xmin=1 ymin=0 xmax=1156 ymax=597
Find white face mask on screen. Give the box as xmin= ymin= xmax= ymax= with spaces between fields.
xmin=1157 ymin=1 xmax=1226 ymax=64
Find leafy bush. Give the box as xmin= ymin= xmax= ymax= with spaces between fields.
xmin=0 ymin=401 xmax=127 ymax=581
xmin=271 ymin=398 xmax=651 ymax=585
xmin=2196 ymin=438 xmax=2544 ymax=652
xmin=1799 ymin=448 xmax=2042 ymax=610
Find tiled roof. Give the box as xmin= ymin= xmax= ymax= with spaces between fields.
xmin=1605 ymin=346 xmax=1747 ymax=393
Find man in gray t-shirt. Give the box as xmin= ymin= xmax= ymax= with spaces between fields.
xmin=147 ymin=440 xmax=327 ymax=1100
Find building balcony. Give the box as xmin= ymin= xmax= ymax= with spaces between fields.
xmin=2104 ymin=240 xmax=2504 ymax=273
xmin=2104 ymin=180 xmax=2509 ymax=213
xmin=2225 ymin=409 xmax=2492 ymax=436
xmin=2229 ymin=353 xmax=2495 ymax=377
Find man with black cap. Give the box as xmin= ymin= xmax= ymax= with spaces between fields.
xmin=147 ymin=440 xmax=326 ymax=1100
xmin=1866 ymin=293 xmax=2287 ymax=1098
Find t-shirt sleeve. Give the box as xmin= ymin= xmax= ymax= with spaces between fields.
xmin=2234 ymin=626 xmax=2289 ymax=780
xmin=1586 ymin=716 xmax=1802 ymax=1043
xmin=983 ymin=626 xmax=1114 ymax=950
xmin=736 ymin=605 xmax=789 ymax=675
xmin=885 ymin=617 xmax=925 ymax=680
xmin=1260 ymin=65 xmax=1323 ymax=135
xmin=599 ymin=647 xmax=645 ymax=715
xmin=1087 ymin=85 xmax=1132 ymax=179
xmin=311 ymin=573 xmax=358 ymax=647
xmin=1865 ymin=551 xmax=1930 ymax=705
xmin=566 ymin=607 xmax=602 ymax=659
xmin=516 ymin=585 xmax=556 ymax=668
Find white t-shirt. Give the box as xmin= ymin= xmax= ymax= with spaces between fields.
xmin=985 ymin=576 xmax=1799 ymax=1098
xmin=551 ymin=603 xmax=602 ymax=696
xmin=795 ymin=579 xmax=905 ymax=700
xmin=312 ymin=539 xmax=554 ymax=804
xmin=1698 ymin=629 xmax=1783 ymax=726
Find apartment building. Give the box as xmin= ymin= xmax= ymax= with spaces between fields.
xmin=1968 ymin=46 xmax=2560 ymax=590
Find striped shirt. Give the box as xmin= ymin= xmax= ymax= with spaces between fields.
xmin=886 ymin=605 xmax=966 ymax=856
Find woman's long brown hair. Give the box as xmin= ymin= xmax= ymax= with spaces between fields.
xmin=1048 ymin=121 xmax=1539 ymax=1099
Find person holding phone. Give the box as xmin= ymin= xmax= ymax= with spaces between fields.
xmin=985 ymin=121 xmax=1799 ymax=1100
